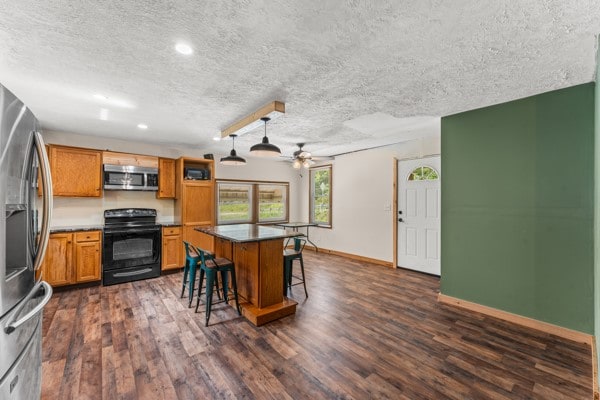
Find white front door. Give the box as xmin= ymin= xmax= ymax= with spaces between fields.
xmin=397 ymin=156 xmax=441 ymax=275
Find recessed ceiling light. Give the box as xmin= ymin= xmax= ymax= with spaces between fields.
xmin=137 ymin=123 xmax=148 ymax=129
xmin=99 ymin=108 xmax=108 ymax=121
xmin=94 ymin=94 xmax=108 ymax=100
xmin=175 ymin=43 xmax=193 ymax=55
xmin=213 ymin=136 xmax=221 ymax=141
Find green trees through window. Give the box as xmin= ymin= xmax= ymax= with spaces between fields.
xmin=310 ymin=166 xmax=331 ymax=226
xmin=218 ymin=184 xmax=252 ymax=223
xmin=408 ymin=166 xmax=439 ymax=181
xmin=217 ymin=181 xmax=288 ymax=224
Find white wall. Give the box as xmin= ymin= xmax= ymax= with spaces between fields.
xmin=42 ymin=130 xmax=301 ymax=226
xmin=299 ymin=136 xmax=440 ymax=263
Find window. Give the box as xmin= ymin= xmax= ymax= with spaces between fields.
xmin=217 ymin=183 xmax=253 ymax=223
xmin=259 ymin=184 xmax=287 ymax=222
xmin=309 ymin=165 xmax=331 ymax=227
xmin=408 ymin=166 xmax=439 ymax=181
xmin=217 ymin=180 xmax=288 ymax=224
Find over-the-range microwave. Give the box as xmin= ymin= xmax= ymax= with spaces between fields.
xmin=103 ymin=164 xmax=159 ymax=191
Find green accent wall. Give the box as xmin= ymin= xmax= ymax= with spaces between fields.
xmin=441 ymin=83 xmax=595 ymax=333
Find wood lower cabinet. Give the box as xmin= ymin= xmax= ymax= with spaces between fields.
xmin=162 ymin=226 xmax=183 ymax=270
xmin=183 ymin=224 xmax=214 ymax=254
xmin=49 ymin=145 xmax=103 ymax=197
xmin=41 ymin=233 xmax=73 ymax=286
xmin=74 ymin=232 xmax=101 ymax=283
xmin=41 ymin=230 xmax=102 ymax=287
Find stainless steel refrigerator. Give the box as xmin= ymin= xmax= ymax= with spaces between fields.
xmin=0 ymin=84 xmax=53 ymax=399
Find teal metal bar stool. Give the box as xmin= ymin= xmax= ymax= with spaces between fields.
xmin=181 ymin=241 xmax=219 ymax=307
xmin=193 ymin=245 xmax=241 ymax=326
xmin=283 ymin=237 xmax=308 ymax=298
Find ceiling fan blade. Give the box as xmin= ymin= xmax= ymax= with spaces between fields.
xmin=311 ymin=155 xmax=334 ymax=161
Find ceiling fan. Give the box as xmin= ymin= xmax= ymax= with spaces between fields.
xmin=288 ymin=143 xmax=332 ymax=169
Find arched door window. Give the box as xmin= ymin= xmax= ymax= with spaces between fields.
xmin=408 ymin=166 xmax=439 ymax=181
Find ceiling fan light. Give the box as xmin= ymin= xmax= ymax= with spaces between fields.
xmin=302 ymin=159 xmax=310 ymax=168
xmin=293 ymin=159 xmax=302 ymax=169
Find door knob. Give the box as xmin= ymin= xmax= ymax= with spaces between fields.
xmin=398 ymin=218 xmax=403 ymax=222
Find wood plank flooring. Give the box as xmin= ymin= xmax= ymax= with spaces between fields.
xmin=41 ymin=250 xmax=594 ymax=399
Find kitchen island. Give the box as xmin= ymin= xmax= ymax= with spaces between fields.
xmin=196 ymin=224 xmax=301 ymax=326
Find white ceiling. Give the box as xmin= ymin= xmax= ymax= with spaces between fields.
xmin=0 ymin=1 xmax=598 ymax=159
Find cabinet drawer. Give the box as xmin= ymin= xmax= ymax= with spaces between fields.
xmin=75 ymin=231 xmax=101 ymax=242
xmin=163 ymin=226 xmax=181 ymax=236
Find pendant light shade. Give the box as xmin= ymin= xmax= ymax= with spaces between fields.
xmin=220 ymin=134 xmax=246 ymax=165
xmin=250 ymin=117 xmax=281 ymax=157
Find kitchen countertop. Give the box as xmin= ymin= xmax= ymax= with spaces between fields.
xmin=50 ymin=222 xmax=181 ymax=233
xmin=50 ymin=225 xmax=104 ymax=233
xmin=197 ymin=224 xmax=301 ymax=243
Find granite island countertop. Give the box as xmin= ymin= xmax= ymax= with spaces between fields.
xmin=197 ymin=224 xmax=300 ymax=243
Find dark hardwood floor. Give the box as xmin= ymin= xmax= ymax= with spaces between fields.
xmin=41 ymin=251 xmax=594 ymax=399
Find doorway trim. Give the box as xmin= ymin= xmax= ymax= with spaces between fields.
xmin=393 ymin=157 xmax=398 ymax=269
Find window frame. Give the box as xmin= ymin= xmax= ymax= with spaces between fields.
xmin=309 ymin=165 xmax=332 ymax=228
xmin=257 ymin=183 xmax=289 ymax=223
xmin=216 ymin=179 xmax=289 ymax=225
xmin=216 ymin=182 xmax=254 ymax=224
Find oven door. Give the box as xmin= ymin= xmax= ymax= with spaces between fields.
xmin=102 ymin=226 xmax=161 ymax=271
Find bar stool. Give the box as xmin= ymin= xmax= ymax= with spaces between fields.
xmin=193 ymin=246 xmax=241 ymax=326
xmin=181 ymin=241 xmax=219 ymax=307
xmin=283 ymin=237 xmax=308 ymax=298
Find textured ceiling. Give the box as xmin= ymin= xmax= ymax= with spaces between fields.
xmin=0 ymin=1 xmax=598 ymax=158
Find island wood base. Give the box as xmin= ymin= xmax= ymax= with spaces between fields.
xmin=215 ymin=235 xmax=297 ymax=326
xmin=237 ymin=297 xmax=297 ymax=326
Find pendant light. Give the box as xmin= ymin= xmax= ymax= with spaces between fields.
xmin=250 ymin=117 xmax=281 ymax=157
xmin=220 ymin=134 xmax=246 ymax=165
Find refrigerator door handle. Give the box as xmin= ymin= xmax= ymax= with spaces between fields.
xmin=32 ymin=131 xmax=53 ymax=272
xmin=4 ymin=281 xmax=52 ymax=334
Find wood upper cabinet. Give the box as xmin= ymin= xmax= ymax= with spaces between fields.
xmin=182 ymin=183 xmax=214 ymax=224
xmin=157 ymin=158 xmax=176 ymax=199
xmin=174 ymin=157 xmax=215 ymax=258
xmin=49 ymin=145 xmax=102 ymax=197
xmin=162 ymin=226 xmax=182 ymax=270
xmin=41 ymin=230 xmax=102 ymax=287
xmin=102 ymin=151 xmax=158 ymax=168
